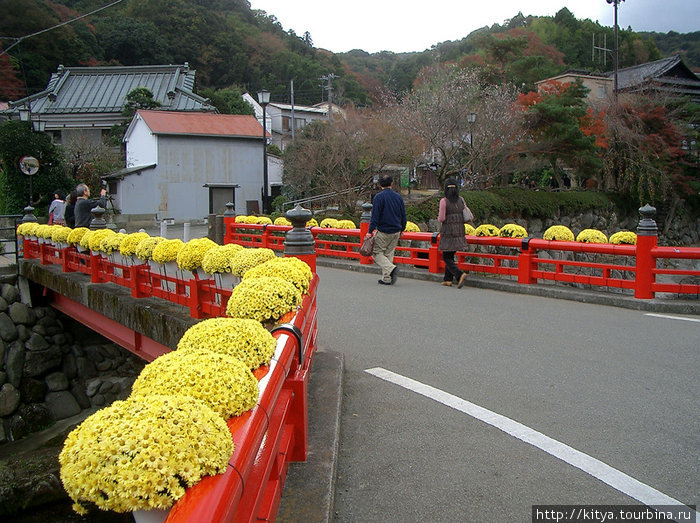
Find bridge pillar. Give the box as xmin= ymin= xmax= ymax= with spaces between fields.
xmin=359 ymin=202 xmax=373 ymax=265
xmin=635 ymin=203 xmax=658 ymax=299
xmin=284 ymin=204 xmax=316 ymax=272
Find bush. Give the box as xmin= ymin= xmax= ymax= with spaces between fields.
xmin=406 ymin=188 xmax=615 ymax=224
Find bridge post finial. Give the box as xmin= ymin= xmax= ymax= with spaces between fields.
xmin=284 ymin=204 xmax=316 ymax=272
xmin=21 ymin=206 xmax=37 ymax=223
xmin=89 ymin=206 xmax=107 ymax=230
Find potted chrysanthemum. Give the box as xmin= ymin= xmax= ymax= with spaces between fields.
xmin=177 ymin=317 xmax=276 ymax=370
xmin=226 ymin=275 xmax=301 ymax=325
xmin=176 ymin=237 xmax=218 ymax=278
xmin=229 ymin=248 xmax=276 ymax=277
xmin=59 ymin=394 xmax=233 ymax=519
xmin=201 ymin=243 xmax=245 ymax=289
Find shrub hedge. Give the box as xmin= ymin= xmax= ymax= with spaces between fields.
xmin=406 ymin=188 xmax=613 ymax=223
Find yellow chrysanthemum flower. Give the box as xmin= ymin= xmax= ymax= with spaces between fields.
xmin=151 ymin=239 xmax=184 ymax=263
xmin=177 ymin=317 xmax=276 ymax=370
xmin=135 ymin=236 xmax=165 ymax=261
xmin=499 ymin=224 xmax=528 ymax=238
xmin=576 ymin=228 xmax=608 ymax=244
xmin=609 ymin=231 xmax=637 ymax=245
xmin=226 ymin=276 xmax=301 ymax=323
xmin=176 ymin=237 xmax=218 ymax=271
xmin=67 ymin=227 xmax=89 ymax=245
xmin=320 ymin=218 xmax=339 ymax=228
xmin=243 ymin=256 xmax=312 ymax=295
xmin=229 ymin=248 xmax=276 ymax=277
xmin=59 ymin=395 xmax=233 ymax=514
xmin=543 ymin=225 xmax=575 ymax=242
xmin=404 ymin=221 xmax=420 ymax=233
xmin=474 ymin=224 xmax=500 ymax=237
xmin=130 ymin=349 xmax=259 ymax=419
xmin=119 ymin=232 xmax=150 ymax=256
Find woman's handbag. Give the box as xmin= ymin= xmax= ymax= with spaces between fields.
xmin=359 ymin=234 xmax=375 ymax=257
xmin=461 ymin=199 xmax=474 ymax=223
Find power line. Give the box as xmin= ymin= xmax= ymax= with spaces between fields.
xmin=0 ymin=0 xmax=124 ymax=58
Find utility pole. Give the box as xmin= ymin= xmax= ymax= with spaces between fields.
xmin=319 ymin=73 xmax=339 ymax=122
xmin=290 ymin=79 xmax=295 ymax=142
xmin=606 ymin=0 xmax=624 ymax=100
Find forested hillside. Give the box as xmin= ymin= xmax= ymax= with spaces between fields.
xmin=1 ymin=1 xmax=698 ymax=108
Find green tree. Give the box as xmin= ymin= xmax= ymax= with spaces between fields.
xmin=518 ymin=80 xmax=603 ymax=188
xmin=0 ymin=120 xmax=69 ymax=215
xmin=95 ymin=16 xmax=170 ymax=66
xmin=198 ymin=87 xmax=254 ymax=115
xmin=109 ymin=87 xmax=161 ymax=145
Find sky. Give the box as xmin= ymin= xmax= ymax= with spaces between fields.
xmin=248 ymin=0 xmax=700 ymax=54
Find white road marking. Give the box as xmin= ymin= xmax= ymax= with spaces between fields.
xmin=365 ymin=367 xmax=695 ymax=513
xmin=644 ymin=313 xmax=700 ymax=324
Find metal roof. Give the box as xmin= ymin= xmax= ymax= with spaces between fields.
xmin=9 ymin=63 xmax=214 ymax=115
xmin=134 ymin=110 xmax=266 ymax=139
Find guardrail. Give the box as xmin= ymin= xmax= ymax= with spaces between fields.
xmin=223 ymin=210 xmax=700 ymax=300
xmin=20 ymin=235 xmax=319 ymax=522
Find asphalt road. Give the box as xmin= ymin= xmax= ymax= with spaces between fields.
xmin=315 ymin=266 xmax=699 ymax=522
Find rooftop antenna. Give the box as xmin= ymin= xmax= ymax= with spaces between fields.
xmin=592 ymin=32 xmax=610 ymax=68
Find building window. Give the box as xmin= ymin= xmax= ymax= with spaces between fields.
xmin=282 ymin=116 xmax=291 ymax=131
xmin=598 ymin=85 xmax=606 ymax=99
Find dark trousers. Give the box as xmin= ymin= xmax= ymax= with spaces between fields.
xmin=442 ymin=251 xmax=464 ymax=282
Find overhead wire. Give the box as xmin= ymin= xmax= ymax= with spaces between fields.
xmin=0 ymin=0 xmax=124 ymax=58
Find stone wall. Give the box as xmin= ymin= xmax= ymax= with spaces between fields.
xmin=0 ymin=283 xmax=145 ymax=444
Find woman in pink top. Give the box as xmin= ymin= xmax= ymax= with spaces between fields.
xmin=437 ymin=178 xmax=472 ymax=288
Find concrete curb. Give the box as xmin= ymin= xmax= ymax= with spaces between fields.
xmin=316 ymin=257 xmax=700 ymax=315
xmin=278 ymin=350 xmax=345 ymax=522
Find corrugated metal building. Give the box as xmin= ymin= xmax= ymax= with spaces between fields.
xmin=6 ymin=63 xmax=214 ymax=145
xmin=108 ymin=110 xmax=267 ymax=221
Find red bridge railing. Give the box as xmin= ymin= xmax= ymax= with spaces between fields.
xmin=223 ymin=218 xmax=700 ymax=300
xmin=21 ymin=237 xmax=319 ymax=522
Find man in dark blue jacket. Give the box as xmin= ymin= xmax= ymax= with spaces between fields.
xmin=366 ymin=175 xmax=407 ymax=285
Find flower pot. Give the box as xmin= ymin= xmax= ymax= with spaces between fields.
xmin=132 ymin=507 xmax=171 ymax=523
xmin=214 ymin=272 xmax=240 ymax=290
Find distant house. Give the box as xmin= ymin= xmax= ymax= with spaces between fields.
xmin=536 ymin=55 xmax=700 ymax=105
xmin=242 ymin=93 xmax=344 ymax=150
xmin=106 ymin=110 xmax=269 ymax=221
xmin=5 ymin=63 xmax=215 ymax=145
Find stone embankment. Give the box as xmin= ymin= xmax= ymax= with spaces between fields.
xmin=0 ymin=282 xmax=144 ymax=444
xmin=0 ymin=280 xmax=145 ymax=517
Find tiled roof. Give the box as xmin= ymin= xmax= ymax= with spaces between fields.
xmin=10 ymin=64 xmax=214 ymax=115
xmin=608 ymin=55 xmax=700 ymax=90
xmin=136 ymin=110 xmax=266 ymax=139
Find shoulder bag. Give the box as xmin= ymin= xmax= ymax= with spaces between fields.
xmin=359 ymin=234 xmax=375 ymax=257
xmin=461 ymin=198 xmax=474 ymax=223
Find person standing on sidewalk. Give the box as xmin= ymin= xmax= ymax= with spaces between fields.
xmin=74 ymin=183 xmax=107 ymax=228
xmin=366 ymin=174 xmax=407 ymax=285
xmin=438 ymin=178 xmax=471 ymax=288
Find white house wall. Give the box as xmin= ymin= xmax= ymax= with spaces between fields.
xmin=119 ymin=134 xmax=262 ymax=220
xmin=125 ymin=116 xmax=158 ymax=167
